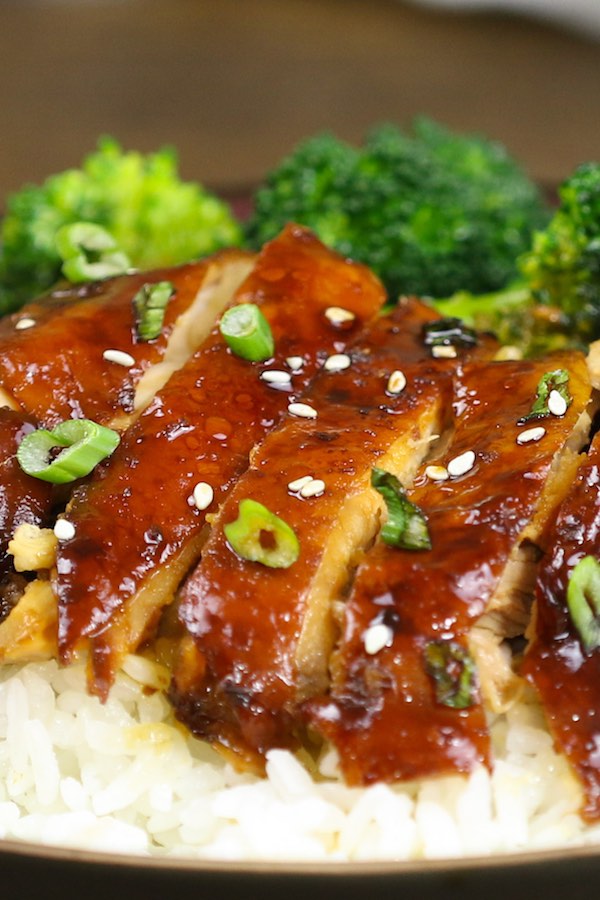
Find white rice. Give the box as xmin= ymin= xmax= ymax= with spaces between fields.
xmin=0 ymin=655 xmax=599 ymax=862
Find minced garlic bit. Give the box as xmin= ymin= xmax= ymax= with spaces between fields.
xmin=288 ymin=402 xmax=318 ymax=419
xmin=431 ymin=345 xmax=458 ymax=359
xmin=517 ymin=426 xmax=546 ymax=445
xmin=324 ymin=306 xmax=355 ymax=326
xmin=8 ymin=523 xmax=58 ymax=572
xmin=260 ymin=369 xmax=292 ymax=385
xmin=299 ymin=478 xmax=326 ymax=498
xmin=425 ymin=464 xmax=449 ymax=482
xmin=192 ymin=481 xmax=214 ymax=511
xmin=15 ymin=317 xmax=36 ymax=331
xmin=548 ymin=389 xmax=568 ymax=417
xmin=54 ymin=519 xmax=76 ymax=541
xmin=447 ymin=449 xmax=476 ymax=478
xmin=287 ymin=474 xmax=313 ymax=492
xmin=103 ymin=348 xmax=136 ymax=367
xmin=286 ymin=356 xmax=304 ymax=372
xmin=324 ymin=353 xmax=351 ymax=372
xmin=364 ymin=622 xmax=394 ymax=655
xmin=387 ymin=369 xmax=407 ymax=395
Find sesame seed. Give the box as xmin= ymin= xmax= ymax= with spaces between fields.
xmin=15 ymin=317 xmax=36 ymax=331
xmin=364 ymin=622 xmax=394 ymax=655
xmin=288 ymin=475 xmax=313 ymax=492
xmin=192 ymin=482 xmax=214 ymax=511
xmin=54 ymin=519 xmax=75 ymax=541
xmin=286 ymin=356 xmax=304 ymax=372
xmin=387 ymin=369 xmax=407 ymax=394
xmin=324 ymin=353 xmax=351 ymax=372
xmin=517 ymin=426 xmax=546 ymax=445
xmin=288 ymin=402 xmax=318 ymax=419
xmin=548 ymin=389 xmax=567 ymax=417
xmin=431 ymin=345 xmax=458 ymax=359
xmin=300 ymin=478 xmax=326 ymax=498
xmin=425 ymin=464 xmax=449 ymax=482
xmin=447 ymin=449 xmax=476 ymax=478
xmin=324 ymin=306 xmax=355 ymax=326
xmin=103 ymin=349 xmax=135 ymax=367
xmin=260 ymin=369 xmax=292 ymax=385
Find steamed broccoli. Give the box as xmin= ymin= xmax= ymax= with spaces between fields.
xmin=0 ymin=137 xmax=242 ymax=314
xmin=435 ymin=162 xmax=600 ymax=354
xmin=245 ymin=118 xmax=549 ymax=301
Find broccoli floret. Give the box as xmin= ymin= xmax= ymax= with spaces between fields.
xmin=0 ymin=137 xmax=242 ymax=314
xmin=245 ymin=118 xmax=549 ymax=301
xmin=435 ymin=162 xmax=600 ymax=355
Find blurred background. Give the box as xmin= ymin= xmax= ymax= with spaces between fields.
xmin=1 ymin=0 xmax=599 ymax=200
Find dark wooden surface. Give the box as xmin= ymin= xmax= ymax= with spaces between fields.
xmin=1 ymin=0 xmax=599 ymax=199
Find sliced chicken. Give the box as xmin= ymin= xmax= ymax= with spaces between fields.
xmin=306 ymin=351 xmax=593 ymax=785
xmin=54 ymin=225 xmax=385 ymax=698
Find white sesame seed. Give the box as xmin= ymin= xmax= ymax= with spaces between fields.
xmin=192 ymin=482 xmax=214 ymax=511
xmin=324 ymin=353 xmax=352 ymax=372
xmin=15 ymin=317 xmax=36 ymax=331
xmin=425 ymin=464 xmax=449 ymax=482
xmin=288 ymin=475 xmax=314 ymax=492
xmin=324 ymin=306 xmax=355 ymax=326
xmin=288 ymin=402 xmax=318 ymax=419
xmin=548 ymin=389 xmax=567 ymax=417
xmin=54 ymin=519 xmax=76 ymax=541
xmin=387 ymin=369 xmax=407 ymax=395
xmin=260 ymin=370 xmax=292 ymax=385
xmin=517 ymin=426 xmax=546 ymax=445
xmin=447 ymin=449 xmax=476 ymax=478
xmin=364 ymin=622 xmax=394 ymax=656
xmin=300 ymin=478 xmax=326 ymax=498
xmin=103 ymin=349 xmax=136 ymax=367
xmin=431 ymin=345 xmax=458 ymax=359
xmin=286 ymin=356 xmax=304 ymax=372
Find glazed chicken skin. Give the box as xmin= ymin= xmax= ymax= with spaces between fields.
xmin=54 ymin=225 xmax=385 ymax=698
xmin=523 ymin=429 xmax=600 ymax=821
xmin=171 ymin=301 xmax=498 ymax=768
xmin=305 ymin=352 xmax=593 ymax=785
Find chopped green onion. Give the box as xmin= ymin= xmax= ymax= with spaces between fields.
xmin=133 ymin=281 xmax=175 ymax=341
xmin=55 ymin=222 xmax=131 ymax=283
xmin=219 ymin=304 xmax=274 ymax=362
xmin=424 ymin=639 xmax=477 ymax=709
xmin=566 ymin=555 xmax=600 ymax=652
xmin=17 ymin=419 xmax=120 ymax=484
xmin=519 ymin=368 xmax=572 ymax=423
xmin=371 ymin=467 xmax=431 ymax=550
xmin=224 ymin=498 xmax=299 ymax=568
xmin=422 ymin=317 xmax=478 ymax=349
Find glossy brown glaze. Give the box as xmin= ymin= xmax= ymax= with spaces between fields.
xmin=306 ymin=352 xmax=592 ymax=785
xmin=171 ymin=300 xmax=497 ymax=764
xmin=55 ymin=225 xmax=385 ymax=696
xmin=0 ymin=258 xmax=226 ymax=428
xmin=523 ymin=432 xmax=600 ymax=821
xmin=0 ymin=407 xmax=54 ymax=580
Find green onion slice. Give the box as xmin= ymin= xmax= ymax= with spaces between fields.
xmin=219 ymin=304 xmax=274 ymax=362
xmin=566 ymin=555 xmax=600 ymax=652
xmin=423 ymin=317 xmax=478 ymax=349
xmin=17 ymin=419 xmax=120 ymax=484
xmin=424 ymin=639 xmax=477 ymax=709
xmin=519 ymin=368 xmax=572 ymax=423
xmin=224 ymin=498 xmax=299 ymax=568
xmin=133 ymin=281 xmax=175 ymax=341
xmin=371 ymin=467 xmax=431 ymax=550
xmin=56 ymin=222 xmax=131 ymax=283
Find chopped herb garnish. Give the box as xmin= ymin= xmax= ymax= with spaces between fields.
xmin=133 ymin=281 xmax=174 ymax=341
xmin=219 ymin=303 xmax=274 ymax=362
xmin=224 ymin=498 xmax=299 ymax=568
xmin=55 ymin=222 xmax=131 ymax=283
xmin=17 ymin=419 xmax=120 ymax=484
xmin=519 ymin=368 xmax=572 ymax=424
xmin=371 ymin=467 xmax=431 ymax=550
xmin=566 ymin=555 xmax=600 ymax=652
xmin=422 ymin=317 xmax=478 ymax=349
xmin=424 ymin=639 xmax=477 ymax=709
